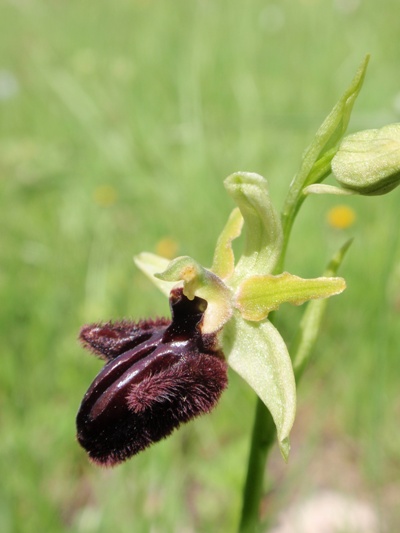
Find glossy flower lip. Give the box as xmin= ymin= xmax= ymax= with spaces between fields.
xmin=76 ymin=289 xmax=228 ymax=467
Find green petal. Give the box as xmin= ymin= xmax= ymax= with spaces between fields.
xmin=155 ymin=255 xmax=233 ymax=334
xmin=235 ymin=272 xmax=346 ymax=321
xmin=223 ymin=315 xmax=296 ymax=460
xmin=134 ymin=252 xmax=176 ymax=296
xmin=211 ymin=207 xmax=243 ymax=280
xmin=224 ymin=172 xmax=283 ymax=285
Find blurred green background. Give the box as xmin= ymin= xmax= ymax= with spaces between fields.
xmin=1 ymin=0 xmax=399 ymax=531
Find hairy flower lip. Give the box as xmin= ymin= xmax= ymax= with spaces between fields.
xmin=78 ymin=288 xmax=210 ymax=420
xmin=77 ymin=288 xmax=206 ymax=421
xmin=79 ymin=336 xmax=167 ymax=420
xmin=76 ymin=288 xmax=228 ymax=466
xmin=79 ymin=318 xmax=170 ymax=361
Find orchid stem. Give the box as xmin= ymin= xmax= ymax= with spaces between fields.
xmin=237 ymin=399 xmax=276 ymax=533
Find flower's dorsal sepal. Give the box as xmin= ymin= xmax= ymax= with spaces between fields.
xmin=155 ymin=256 xmax=232 ymax=334
xmin=235 ymin=273 xmax=346 ymax=321
xmin=224 ymin=173 xmax=283 ymax=285
xmin=223 ymin=316 xmax=296 ymax=460
xmin=303 ymin=184 xmax=355 ymax=196
xmin=331 ymin=123 xmax=400 ymax=196
xmin=134 ymin=252 xmax=176 ymax=296
xmin=292 ymin=239 xmax=353 ymax=378
xmin=211 ymin=207 xmax=244 ymax=280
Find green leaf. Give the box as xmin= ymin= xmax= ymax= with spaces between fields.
xmin=331 ymin=123 xmax=400 ymax=195
xmin=292 ymin=239 xmax=353 ymax=379
xmin=224 ymin=172 xmax=283 ymax=285
xmin=223 ymin=315 xmax=296 ymax=460
xmin=155 ymin=255 xmax=233 ymax=334
xmin=281 ymin=56 xmax=369 ymax=230
xmin=134 ymin=252 xmax=175 ymax=296
xmin=302 ymin=55 xmax=370 ymax=188
xmin=235 ymin=272 xmax=346 ymax=321
xmin=211 ymin=207 xmax=243 ymax=279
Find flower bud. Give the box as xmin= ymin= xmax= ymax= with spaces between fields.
xmin=76 ymin=289 xmax=227 ymax=466
xmin=331 ymin=123 xmax=400 ymax=195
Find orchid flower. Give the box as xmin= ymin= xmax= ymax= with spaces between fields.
xmin=132 ymin=172 xmax=345 ymax=460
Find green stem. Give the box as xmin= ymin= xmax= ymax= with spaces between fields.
xmin=237 ymin=398 xmax=276 ymax=533
xmin=278 ymin=195 xmax=305 ymax=272
xmin=279 ymin=150 xmax=333 ymax=271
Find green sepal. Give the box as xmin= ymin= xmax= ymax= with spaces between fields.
xmin=155 ymin=255 xmax=233 ymax=334
xmin=134 ymin=252 xmax=175 ymax=296
xmin=223 ymin=314 xmax=296 ymax=460
xmin=211 ymin=207 xmax=243 ymax=280
xmin=331 ymin=123 xmax=400 ymax=195
xmin=235 ymin=272 xmax=346 ymax=321
xmin=292 ymin=239 xmax=353 ymax=379
xmin=224 ymin=172 xmax=283 ymax=285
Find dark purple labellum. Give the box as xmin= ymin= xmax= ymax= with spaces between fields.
xmin=76 ymin=289 xmax=228 ymax=467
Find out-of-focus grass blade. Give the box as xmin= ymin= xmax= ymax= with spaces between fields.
xmin=292 ymin=239 xmax=353 ymax=380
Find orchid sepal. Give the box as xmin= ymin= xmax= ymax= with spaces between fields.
xmin=222 ymin=314 xmax=296 ymax=461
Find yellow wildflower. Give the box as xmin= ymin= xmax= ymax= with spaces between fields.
xmin=327 ymin=205 xmax=356 ymax=229
xmin=155 ymin=237 xmax=179 ymax=259
xmin=93 ymin=185 xmax=118 ymax=207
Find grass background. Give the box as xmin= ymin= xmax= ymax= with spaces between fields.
xmin=1 ymin=0 xmax=399 ymax=531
